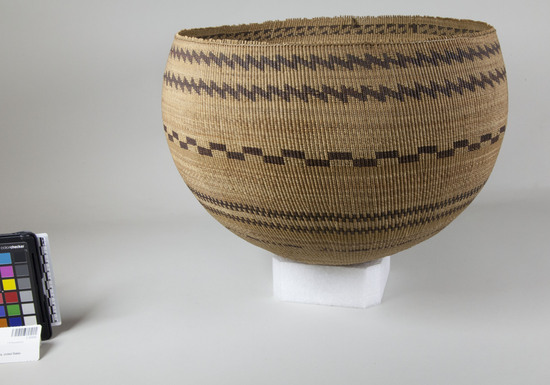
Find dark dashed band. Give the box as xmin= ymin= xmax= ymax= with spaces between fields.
xmin=165 ymin=125 xmax=506 ymax=167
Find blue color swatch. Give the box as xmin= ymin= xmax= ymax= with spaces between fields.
xmin=0 ymin=253 xmax=11 ymax=265
xmin=8 ymin=317 xmax=23 ymax=327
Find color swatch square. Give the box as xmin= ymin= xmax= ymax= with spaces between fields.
xmin=0 ymin=293 xmax=3 ymax=304
xmin=19 ymin=290 xmax=33 ymax=302
xmin=21 ymin=303 xmax=35 ymax=315
xmin=14 ymin=264 xmax=29 ymax=277
xmin=24 ymin=316 xmax=37 ymax=325
xmin=6 ymin=304 xmax=20 ymax=316
xmin=0 ymin=318 xmax=7 ymax=327
xmin=0 ymin=253 xmax=11 ymax=265
xmin=0 ymin=265 xmax=14 ymax=278
xmin=8 ymin=317 xmax=22 ymax=327
xmin=4 ymin=291 xmax=18 ymax=303
xmin=11 ymin=251 xmax=26 ymax=263
xmin=2 ymin=279 xmax=16 ymax=291
xmin=0 ymin=306 xmax=5 ymax=317
xmin=17 ymin=278 xmax=31 ymax=290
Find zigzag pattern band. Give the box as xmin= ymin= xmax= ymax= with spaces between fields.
xmin=164 ymin=16 xmax=508 ymax=264
xmin=169 ymin=42 xmax=501 ymax=71
xmin=163 ymin=68 xmax=506 ymax=103
xmin=165 ymin=125 xmax=506 ymax=167
xmin=188 ymin=180 xmax=487 ymax=223
xmin=202 ymin=197 xmax=474 ymax=235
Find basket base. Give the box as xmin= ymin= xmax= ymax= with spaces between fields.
xmin=272 ymin=255 xmax=390 ymax=308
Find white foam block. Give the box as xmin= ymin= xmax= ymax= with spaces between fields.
xmin=273 ymin=255 xmax=390 ymax=308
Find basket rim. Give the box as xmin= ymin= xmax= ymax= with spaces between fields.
xmin=174 ymin=15 xmax=496 ymax=47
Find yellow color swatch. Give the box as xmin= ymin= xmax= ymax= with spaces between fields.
xmin=2 ymin=279 xmax=16 ymax=291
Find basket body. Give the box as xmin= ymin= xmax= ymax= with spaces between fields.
xmin=162 ymin=16 xmax=508 ymax=265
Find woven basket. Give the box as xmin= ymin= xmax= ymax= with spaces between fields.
xmin=161 ymin=16 xmax=508 ymax=265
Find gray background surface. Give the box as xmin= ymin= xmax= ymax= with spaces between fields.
xmin=1 ymin=0 xmax=549 ymax=383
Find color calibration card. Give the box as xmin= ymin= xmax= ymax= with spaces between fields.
xmin=0 ymin=247 xmax=40 ymax=328
xmin=0 ymin=233 xmax=60 ymax=342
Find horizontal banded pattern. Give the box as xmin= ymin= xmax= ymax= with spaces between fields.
xmin=169 ymin=42 xmax=501 ymax=71
xmin=162 ymin=16 xmax=508 ymax=265
xmin=188 ymin=180 xmax=487 ymax=223
xmin=163 ymin=68 xmax=506 ymax=103
xmin=202 ymin=197 xmax=474 ymax=234
xmin=165 ymin=125 xmax=506 ymax=167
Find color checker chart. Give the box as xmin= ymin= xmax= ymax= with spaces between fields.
xmin=0 ymin=232 xmax=60 ymax=340
xmin=0 ymin=251 xmax=38 ymax=327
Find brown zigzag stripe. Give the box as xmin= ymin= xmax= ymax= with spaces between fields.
xmin=201 ymin=197 xmax=474 ymax=235
xmin=165 ymin=124 xmax=506 ymax=167
xmin=169 ymin=42 xmax=501 ymax=72
xmin=187 ymin=180 xmax=486 ymax=223
xmin=200 ymin=23 xmax=480 ymax=40
xmin=163 ymin=68 xmax=506 ymax=103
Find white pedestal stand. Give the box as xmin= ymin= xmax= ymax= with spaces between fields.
xmin=273 ymin=255 xmax=391 ymax=308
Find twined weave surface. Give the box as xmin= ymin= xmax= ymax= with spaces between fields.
xmin=161 ymin=16 xmax=508 ymax=265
